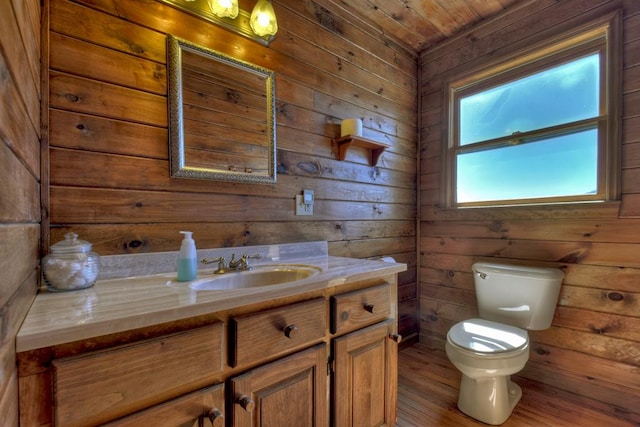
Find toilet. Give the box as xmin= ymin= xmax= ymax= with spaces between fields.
xmin=445 ymin=262 xmax=564 ymax=425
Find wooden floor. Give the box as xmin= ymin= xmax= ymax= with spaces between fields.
xmin=396 ymin=343 xmax=638 ymax=427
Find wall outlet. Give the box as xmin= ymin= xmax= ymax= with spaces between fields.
xmin=295 ymin=191 xmax=314 ymax=215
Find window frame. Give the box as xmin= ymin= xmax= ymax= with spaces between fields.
xmin=442 ymin=12 xmax=622 ymax=209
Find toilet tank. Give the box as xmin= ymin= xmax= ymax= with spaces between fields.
xmin=472 ymin=262 xmax=564 ymax=330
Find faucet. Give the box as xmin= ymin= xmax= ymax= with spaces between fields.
xmin=228 ymin=253 xmax=262 ymax=270
xmin=202 ymin=253 xmax=262 ymax=274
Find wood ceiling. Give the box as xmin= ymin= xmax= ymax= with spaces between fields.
xmin=321 ymin=0 xmax=527 ymax=53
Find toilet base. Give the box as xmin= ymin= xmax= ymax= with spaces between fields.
xmin=457 ymin=374 xmax=522 ymax=425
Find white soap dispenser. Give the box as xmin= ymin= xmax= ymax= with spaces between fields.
xmin=177 ymin=231 xmax=197 ymax=281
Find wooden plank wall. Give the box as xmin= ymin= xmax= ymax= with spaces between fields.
xmin=419 ymin=0 xmax=640 ymax=420
xmin=0 ymin=0 xmax=41 ymax=424
xmin=44 ymin=0 xmax=419 ymax=339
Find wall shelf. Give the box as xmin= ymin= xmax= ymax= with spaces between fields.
xmin=333 ymin=135 xmax=390 ymax=166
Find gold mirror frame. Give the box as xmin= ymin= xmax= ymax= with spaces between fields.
xmin=167 ymin=35 xmax=277 ymax=183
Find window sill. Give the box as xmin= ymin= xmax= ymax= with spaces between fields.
xmin=428 ymin=200 xmax=622 ymax=221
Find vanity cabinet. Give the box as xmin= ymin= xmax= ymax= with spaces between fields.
xmin=17 ymin=275 xmax=400 ymax=427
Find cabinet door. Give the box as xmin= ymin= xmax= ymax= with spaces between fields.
xmin=105 ymin=383 xmax=225 ymax=427
xmin=230 ymin=344 xmax=328 ymax=427
xmin=333 ymin=320 xmax=398 ymax=427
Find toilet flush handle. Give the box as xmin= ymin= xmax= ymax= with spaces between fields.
xmin=473 ymin=270 xmax=487 ymax=279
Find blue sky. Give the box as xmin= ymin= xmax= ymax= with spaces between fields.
xmin=456 ymin=54 xmax=600 ymax=203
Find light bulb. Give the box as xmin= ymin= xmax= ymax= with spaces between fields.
xmin=250 ymin=0 xmax=278 ymax=37
xmin=208 ymin=0 xmax=239 ymax=19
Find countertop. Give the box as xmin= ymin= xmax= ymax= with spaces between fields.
xmin=17 ymin=250 xmax=406 ymax=353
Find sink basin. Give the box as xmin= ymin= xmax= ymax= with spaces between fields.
xmin=189 ymin=264 xmax=321 ymax=291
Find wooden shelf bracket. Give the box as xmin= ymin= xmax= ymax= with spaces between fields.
xmin=333 ymin=135 xmax=391 ymax=166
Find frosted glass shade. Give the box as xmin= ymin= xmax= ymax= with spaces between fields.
xmin=208 ymin=0 xmax=239 ymax=18
xmin=250 ymin=0 xmax=278 ymax=37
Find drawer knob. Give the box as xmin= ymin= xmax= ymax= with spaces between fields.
xmin=284 ymin=324 xmax=298 ymax=339
xmin=238 ymin=395 xmax=255 ymax=412
xmin=390 ymin=333 xmax=402 ymax=343
xmin=207 ymin=409 xmax=225 ymax=427
xmin=364 ymin=303 xmax=375 ymax=313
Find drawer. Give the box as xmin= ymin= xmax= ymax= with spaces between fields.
xmin=105 ymin=383 xmax=225 ymax=426
xmin=53 ymin=322 xmax=224 ymax=427
xmin=331 ymin=283 xmax=392 ymax=335
xmin=231 ymin=298 xmax=326 ymax=367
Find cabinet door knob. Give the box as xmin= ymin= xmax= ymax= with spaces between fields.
xmin=238 ymin=395 xmax=255 ymax=412
xmin=364 ymin=303 xmax=375 ymax=313
xmin=389 ymin=333 xmax=402 ymax=343
xmin=283 ymin=324 xmax=298 ymax=339
xmin=196 ymin=409 xmax=224 ymax=427
xmin=207 ymin=409 xmax=225 ymax=427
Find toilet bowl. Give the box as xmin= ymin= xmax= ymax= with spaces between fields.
xmin=446 ymin=318 xmax=530 ymax=425
xmin=444 ymin=262 xmax=564 ymax=425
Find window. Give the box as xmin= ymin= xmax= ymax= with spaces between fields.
xmin=444 ymin=15 xmax=621 ymax=208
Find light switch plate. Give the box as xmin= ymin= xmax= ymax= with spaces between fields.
xmin=295 ymin=194 xmax=313 ymax=215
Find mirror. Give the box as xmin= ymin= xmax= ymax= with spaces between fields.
xmin=167 ymin=35 xmax=277 ymax=183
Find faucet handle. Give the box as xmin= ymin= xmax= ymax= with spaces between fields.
xmin=202 ymin=256 xmax=227 ymax=274
xmin=202 ymin=256 xmax=222 ymax=265
xmin=242 ymin=253 xmax=262 ymax=269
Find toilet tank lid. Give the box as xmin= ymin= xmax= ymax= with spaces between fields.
xmin=472 ymin=262 xmax=564 ymax=280
xmin=449 ymin=319 xmax=528 ymax=353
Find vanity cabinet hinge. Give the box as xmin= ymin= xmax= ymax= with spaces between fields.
xmin=327 ymin=358 xmax=335 ymax=376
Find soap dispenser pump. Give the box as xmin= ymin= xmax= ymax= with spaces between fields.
xmin=177 ymin=231 xmax=197 ymax=281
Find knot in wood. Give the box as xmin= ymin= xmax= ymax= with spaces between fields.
xmin=126 ymin=240 xmax=143 ymax=249
xmin=297 ymin=161 xmax=320 ymax=175
xmin=128 ymin=42 xmax=144 ymax=54
xmin=488 ymin=220 xmax=505 ymax=233
xmin=65 ymin=94 xmax=79 ymax=103
xmin=534 ymin=347 xmax=550 ymax=356
xmin=226 ymin=89 xmax=240 ymax=103
xmin=606 ymin=292 xmax=624 ymax=302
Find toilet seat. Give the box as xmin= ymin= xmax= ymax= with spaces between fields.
xmin=448 ymin=318 xmax=528 ymax=354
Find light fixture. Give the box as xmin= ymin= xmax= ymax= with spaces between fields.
xmin=250 ymin=0 xmax=278 ymax=38
xmin=208 ymin=0 xmax=238 ymax=19
xmin=159 ymin=0 xmax=278 ymax=46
